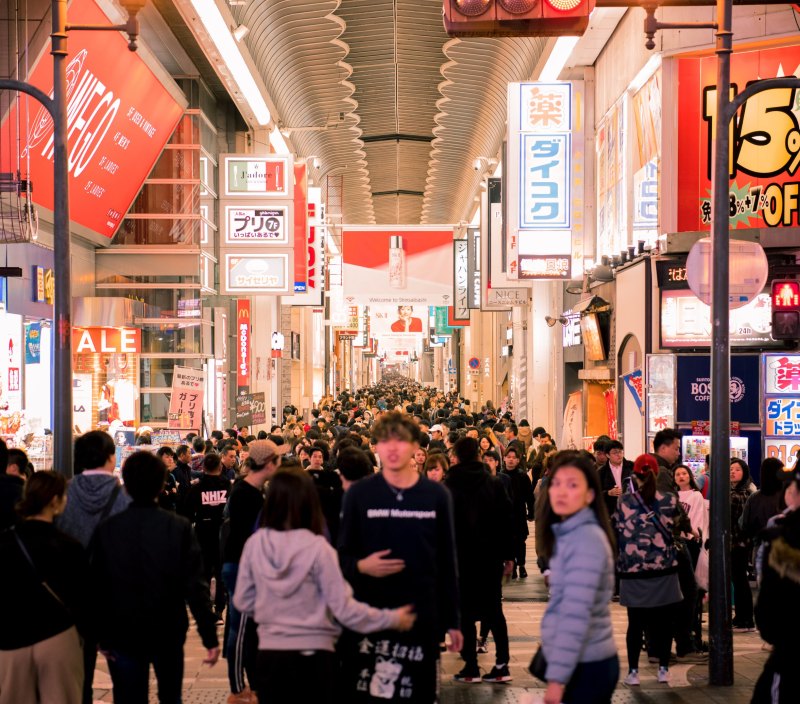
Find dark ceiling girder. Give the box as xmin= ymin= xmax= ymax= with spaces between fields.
xmin=372 ymin=190 xmax=425 ymax=197
xmin=362 ymin=134 xmax=433 ymax=144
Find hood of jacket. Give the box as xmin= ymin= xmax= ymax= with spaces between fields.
xmin=446 ymin=460 xmax=489 ymax=491
xmin=68 ymin=473 xmax=122 ymax=514
xmin=247 ymin=528 xmax=323 ymax=598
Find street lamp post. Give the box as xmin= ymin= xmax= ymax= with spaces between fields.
xmin=641 ymin=0 xmax=800 ymax=685
xmin=0 ymin=1 xmax=143 ymax=478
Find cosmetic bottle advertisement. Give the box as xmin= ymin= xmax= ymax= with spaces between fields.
xmin=342 ymin=227 xmax=454 ymax=306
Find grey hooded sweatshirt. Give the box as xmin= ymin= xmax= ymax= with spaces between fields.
xmin=57 ymin=473 xmax=131 ymax=548
xmin=233 ymin=527 xmax=398 ymax=651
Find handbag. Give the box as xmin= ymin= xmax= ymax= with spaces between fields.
xmin=695 ymin=547 xmax=710 ymax=591
xmin=528 ymin=644 xmax=548 ymax=682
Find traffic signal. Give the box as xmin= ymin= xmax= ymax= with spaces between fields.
xmin=443 ymin=0 xmax=595 ymax=37
xmin=771 ymin=279 xmax=800 ymax=340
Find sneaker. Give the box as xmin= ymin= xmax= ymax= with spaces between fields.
xmin=623 ymin=670 xmax=640 ymax=686
xmin=658 ymin=667 xmax=670 ymax=684
xmin=676 ymin=650 xmax=708 ymax=663
xmin=482 ymin=664 xmax=512 ymax=683
xmin=454 ymin=665 xmax=482 ymax=683
xmin=511 ymin=568 xmax=518 ymax=580
xmin=476 ymin=638 xmax=488 ymax=654
xmin=519 ymin=566 xmax=528 ymax=579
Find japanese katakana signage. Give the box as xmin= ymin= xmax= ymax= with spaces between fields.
xmin=224 ymin=205 xmax=289 ymax=245
xmin=168 ymin=366 xmax=204 ymax=431
xmin=678 ymin=46 xmax=800 ymax=232
xmin=506 ymin=81 xmax=584 ymax=280
xmin=452 ymin=240 xmax=469 ymax=321
xmin=764 ymin=353 xmax=800 ymax=469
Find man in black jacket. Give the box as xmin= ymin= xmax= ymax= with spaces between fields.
xmin=172 ymin=444 xmax=194 ymax=516
xmin=597 ymin=440 xmax=634 ymax=517
xmin=502 ymin=446 xmax=534 ymax=579
xmin=0 ymin=439 xmax=22 ymax=530
xmin=445 ymin=438 xmax=514 ymax=684
xmin=91 ymin=451 xmax=219 ymax=703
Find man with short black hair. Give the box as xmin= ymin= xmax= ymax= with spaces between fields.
xmin=156 ymin=447 xmax=179 ymax=512
xmin=0 ymin=439 xmax=21 ymax=531
xmin=91 ymin=451 xmax=220 ymax=702
xmin=652 ymin=428 xmax=682 ymax=494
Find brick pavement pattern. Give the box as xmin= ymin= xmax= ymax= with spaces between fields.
xmin=92 ymin=538 xmax=768 ymax=703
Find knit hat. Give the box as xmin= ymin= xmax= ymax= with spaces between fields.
xmin=632 ymin=454 xmax=659 ymax=477
xmin=248 ymin=439 xmax=290 ymax=467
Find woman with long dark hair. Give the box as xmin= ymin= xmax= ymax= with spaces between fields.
xmin=730 ymin=458 xmax=756 ymax=631
xmin=233 ymin=468 xmax=415 ymax=703
xmin=536 ymin=450 xmax=618 ymax=704
xmin=615 ymin=454 xmax=687 ymax=686
xmin=0 ymin=471 xmax=90 ymax=704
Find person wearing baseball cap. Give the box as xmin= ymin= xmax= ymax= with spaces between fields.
xmin=615 ymin=454 xmax=688 ymax=687
xmin=221 ymin=439 xmax=289 ymax=703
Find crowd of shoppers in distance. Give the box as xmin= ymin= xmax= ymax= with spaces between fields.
xmin=1 ymin=375 xmax=798 ymax=704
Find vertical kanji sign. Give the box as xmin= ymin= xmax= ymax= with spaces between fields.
xmin=763 ymin=353 xmax=800 ymax=470
xmin=168 ymin=366 xmax=204 ymax=431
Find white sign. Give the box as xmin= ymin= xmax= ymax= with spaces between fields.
xmin=222 ymin=252 xmax=291 ymax=294
xmin=225 ymin=205 xmax=289 ymax=244
xmin=487 ymin=287 xmax=528 ymax=307
xmin=453 ymin=240 xmax=469 ymax=320
xmin=562 ymin=312 xmax=582 ymax=347
xmin=222 ymin=154 xmax=292 ymax=197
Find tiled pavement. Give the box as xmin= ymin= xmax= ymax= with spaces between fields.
xmin=92 ymin=539 xmax=768 ymax=703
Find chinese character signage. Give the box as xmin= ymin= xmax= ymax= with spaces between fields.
xmin=168 ymin=366 xmax=204 ymax=431
xmin=224 ymin=205 xmax=289 ymax=244
xmin=678 ymin=47 xmax=800 ymax=232
xmin=452 ymin=240 xmax=469 ymax=321
xmin=507 ymin=81 xmax=584 ymax=280
xmin=764 ymin=353 xmax=800 ymax=469
xmin=0 ymin=0 xmax=185 ymax=240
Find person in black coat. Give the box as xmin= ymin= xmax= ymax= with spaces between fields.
xmin=91 ymin=451 xmax=220 ymax=704
xmin=501 ymin=445 xmax=534 ymax=579
xmin=445 ymin=438 xmax=514 ymax=683
xmin=0 ymin=439 xmax=23 ymax=531
xmin=597 ymin=440 xmax=634 ymax=517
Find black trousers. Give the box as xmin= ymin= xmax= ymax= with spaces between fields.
xmin=751 ymin=651 xmax=799 ymax=703
xmin=627 ymin=605 xmax=673 ymax=671
xmin=513 ymin=533 xmax=527 ymax=568
xmin=732 ymin=545 xmax=754 ymax=627
xmin=106 ymin=643 xmax=183 ymax=704
xmin=198 ymin=535 xmax=226 ymax=613
xmin=256 ymin=650 xmax=336 ymax=704
xmin=674 ymin=546 xmax=698 ymax=656
xmin=462 ymin=588 xmax=509 ymax=668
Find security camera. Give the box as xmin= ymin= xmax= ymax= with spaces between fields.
xmin=472 ymin=158 xmax=483 ymax=171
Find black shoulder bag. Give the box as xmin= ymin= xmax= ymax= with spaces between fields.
xmin=11 ymin=527 xmax=68 ymax=610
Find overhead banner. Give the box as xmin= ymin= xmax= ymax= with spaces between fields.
xmin=467 ymin=227 xmax=481 ymax=309
xmin=0 ymin=0 xmax=185 ymax=240
xmin=168 ymin=366 xmax=204 ymax=431
xmin=342 ymin=227 xmax=454 ymax=306
xmin=369 ymin=305 xmax=423 ymax=355
xmin=284 ymin=186 xmax=324 ymax=306
xmin=678 ymin=46 xmax=800 ymax=232
xmin=507 ymin=81 xmax=585 ymax=280
xmin=293 ymin=164 xmax=309 ymax=292
xmin=452 ymin=240 xmax=470 ymax=321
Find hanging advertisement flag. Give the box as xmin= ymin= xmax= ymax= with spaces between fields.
xmin=24 ymin=322 xmax=41 ymax=364
xmin=342 ymin=227 xmax=454 ymax=306
xmin=284 ymin=186 xmax=324 ymax=306
xmin=467 ymin=227 xmax=481 ymax=309
xmin=507 ymin=81 xmax=585 ymax=280
xmin=561 ymin=391 xmax=583 ymax=450
xmin=168 ymin=367 xmax=204 ymax=431
xmin=678 ymin=46 xmax=800 ymax=232
xmin=293 ymin=164 xmax=309 ymax=292
xmin=604 ymin=387 xmax=618 ymax=440
xmin=0 ymin=0 xmax=186 ymax=240
xmin=236 ymin=300 xmax=251 ymax=393
xmin=453 ymin=240 xmax=470 ymax=320
xmin=622 ymin=368 xmax=644 ymax=416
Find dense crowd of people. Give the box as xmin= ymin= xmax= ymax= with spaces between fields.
xmin=0 ymin=375 xmax=798 ymax=703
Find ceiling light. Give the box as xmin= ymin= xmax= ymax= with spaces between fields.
xmin=539 ymin=36 xmax=580 ymax=81
xmin=232 ymin=24 xmax=249 ymax=42
xmin=269 ymin=125 xmax=291 ymax=154
xmin=189 ymin=0 xmax=270 ymax=125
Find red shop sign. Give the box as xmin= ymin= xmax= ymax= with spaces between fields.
xmin=678 ymin=46 xmax=800 ymax=232
xmin=237 ymin=299 xmax=251 ymax=392
xmin=72 ymin=327 xmax=141 ymax=354
xmin=0 ymin=0 xmax=184 ymax=239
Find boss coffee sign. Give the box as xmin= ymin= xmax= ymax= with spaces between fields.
xmin=0 ymin=0 xmax=184 ymax=239
xmin=678 ymin=46 xmax=800 ymax=231
xmin=676 ymin=355 xmax=759 ymax=424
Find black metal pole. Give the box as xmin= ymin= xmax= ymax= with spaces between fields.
xmin=708 ymin=0 xmax=733 ymax=685
xmin=52 ymin=0 xmax=73 ymax=478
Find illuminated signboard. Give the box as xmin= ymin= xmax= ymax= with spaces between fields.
xmin=224 ymin=205 xmax=290 ymax=245
xmin=764 ymin=353 xmax=800 ymax=470
xmin=222 ymin=252 xmax=291 ymax=295
xmin=222 ymin=155 xmax=291 ymax=198
xmin=0 ymin=0 xmax=185 ymax=239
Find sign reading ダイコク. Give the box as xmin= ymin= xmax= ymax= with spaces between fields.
xmin=678 ymin=46 xmax=800 ymax=232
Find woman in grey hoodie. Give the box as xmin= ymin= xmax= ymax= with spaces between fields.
xmin=536 ymin=450 xmax=618 ymax=704
xmin=233 ymin=468 xmax=415 ymax=704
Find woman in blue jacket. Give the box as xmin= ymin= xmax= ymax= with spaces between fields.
xmin=537 ymin=450 xmax=618 ymax=704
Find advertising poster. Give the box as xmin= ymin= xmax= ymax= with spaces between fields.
xmin=224 ymin=205 xmax=289 ymax=244
xmin=678 ymin=46 xmax=800 ymax=232
xmin=223 ymin=155 xmax=291 ymax=197
xmin=631 ymin=70 xmax=661 ymax=243
xmin=763 ymin=353 xmax=800 ymax=470
xmin=342 ymin=228 xmax=454 ymax=306
xmin=369 ymin=306 xmax=423 ymax=356
xmin=251 ymin=392 xmax=267 ymax=426
xmin=676 ymin=355 xmax=759 ymax=424
xmin=24 ymin=322 xmax=41 ymax=364
xmin=168 ymin=366 xmax=204 ymax=430
xmin=0 ymin=0 xmax=185 ymax=239
xmin=596 ymin=96 xmax=626 ymax=259
xmin=236 ymin=394 xmax=253 ymax=427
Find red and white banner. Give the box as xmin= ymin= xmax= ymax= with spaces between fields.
xmin=168 ymin=366 xmax=204 ymax=431
xmin=0 ymin=0 xmax=185 ymax=239
xmin=343 ymin=227 xmax=454 ymax=306
xmin=236 ymin=299 xmax=251 ymax=392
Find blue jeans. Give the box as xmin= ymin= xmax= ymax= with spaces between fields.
xmin=222 ymin=562 xmax=257 ymax=694
xmin=105 ymin=644 xmax=183 ymax=704
xmin=562 ymin=655 xmax=619 ymax=704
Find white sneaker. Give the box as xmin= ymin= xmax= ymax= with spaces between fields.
xmin=658 ymin=666 xmax=670 ymax=683
xmin=623 ymin=670 xmax=640 ymax=686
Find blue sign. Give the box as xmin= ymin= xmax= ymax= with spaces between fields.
xmin=24 ymin=322 xmax=41 ymax=364
xmin=676 ymin=355 xmax=759 ymax=425
xmin=521 ymin=133 xmax=571 ymax=229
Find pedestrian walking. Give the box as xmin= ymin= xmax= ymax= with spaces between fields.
xmin=501 ymin=445 xmax=534 ymax=579
xmin=731 ymin=458 xmax=756 ymax=631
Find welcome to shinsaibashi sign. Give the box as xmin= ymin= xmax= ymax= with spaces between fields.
xmin=506 ymin=81 xmax=585 ymax=280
